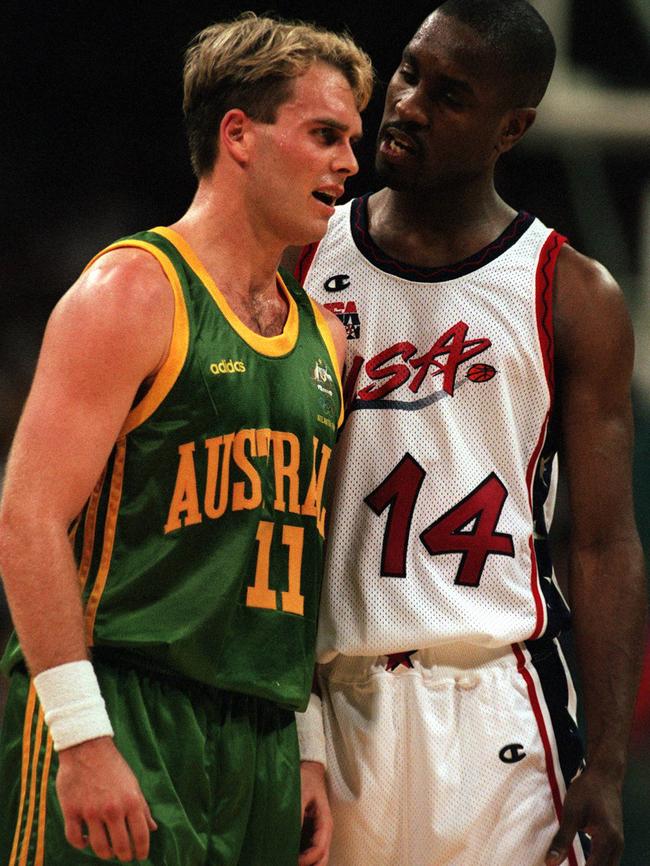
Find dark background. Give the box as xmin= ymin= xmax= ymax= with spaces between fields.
xmin=2 ymin=1 xmax=649 ymax=862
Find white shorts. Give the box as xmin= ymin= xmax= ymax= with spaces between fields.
xmin=318 ymin=640 xmax=588 ymax=866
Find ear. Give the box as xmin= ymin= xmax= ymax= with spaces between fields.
xmin=495 ymin=107 xmax=536 ymax=156
xmin=220 ymin=108 xmax=254 ymax=166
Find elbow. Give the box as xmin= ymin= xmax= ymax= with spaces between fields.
xmin=569 ymin=535 xmax=646 ymax=591
xmin=0 ymin=504 xmax=20 ymax=586
xmin=0 ymin=500 xmax=40 ymax=590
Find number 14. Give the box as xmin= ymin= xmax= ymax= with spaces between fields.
xmin=364 ymin=454 xmax=515 ymax=586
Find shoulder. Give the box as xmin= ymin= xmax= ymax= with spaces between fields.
xmin=53 ymin=246 xmax=174 ymax=338
xmin=46 ymin=245 xmax=175 ymax=380
xmin=72 ymin=245 xmax=173 ymax=315
xmin=554 ymin=244 xmax=632 ymax=366
xmin=317 ymin=302 xmax=344 ymax=332
xmin=555 ymin=244 xmax=622 ymax=304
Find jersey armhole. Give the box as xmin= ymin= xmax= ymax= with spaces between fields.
xmin=535 ymin=229 xmax=566 ymax=402
xmin=82 ymin=240 xmax=190 ymax=435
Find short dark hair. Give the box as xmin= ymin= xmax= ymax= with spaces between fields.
xmin=437 ymin=0 xmax=556 ymax=107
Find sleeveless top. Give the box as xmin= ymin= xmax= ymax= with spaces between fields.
xmin=3 ymin=226 xmax=342 ymax=711
xmin=300 ymin=196 xmax=570 ymax=661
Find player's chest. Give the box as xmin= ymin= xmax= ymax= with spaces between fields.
xmin=318 ymin=277 xmax=539 ymax=410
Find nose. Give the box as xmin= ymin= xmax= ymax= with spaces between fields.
xmin=395 ymin=86 xmax=427 ymax=126
xmin=333 ymin=140 xmax=359 ymax=177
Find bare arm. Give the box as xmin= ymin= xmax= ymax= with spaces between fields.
xmin=297 ymin=305 xmax=343 ymax=866
xmin=546 ymin=247 xmax=647 ymax=866
xmin=292 ymin=245 xmax=342 ymax=866
xmin=0 ymin=248 xmax=173 ymax=861
xmin=286 ymin=247 xmax=341 ymax=866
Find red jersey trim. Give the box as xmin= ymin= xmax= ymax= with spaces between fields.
xmin=527 ymin=231 xmax=567 ymax=639
xmin=512 ymin=643 xmax=580 ymax=866
xmin=295 ymin=242 xmax=320 ymax=284
xmin=535 ymin=230 xmax=566 ymax=399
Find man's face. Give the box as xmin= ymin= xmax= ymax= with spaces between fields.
xmin=247 ymin=62 xmax=362 ymax=247
xmin=376 ymin=11 xmax=512 ymax=192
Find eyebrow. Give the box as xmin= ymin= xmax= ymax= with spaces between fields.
xmin=402 ymin=47 xmax=417 ymax=65
xmin=402 ymin=47 xmax=475 ymax=97
xmin=439 ymin=74 xmax=474 ymax=96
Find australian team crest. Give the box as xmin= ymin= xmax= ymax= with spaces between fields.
xmin=311 ymin=358 xmax=338 ymax=431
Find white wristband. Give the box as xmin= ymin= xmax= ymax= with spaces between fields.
xmin=295 ymin=692 xmax=327 ymax=767
xmin=33 ymin=660 xmax=114 ymax=752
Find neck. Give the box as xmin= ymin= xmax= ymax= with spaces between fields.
xmin=170 ymin=177 xmax=282 ymax=299
xmin=367 ymin=176 xmax=517 ymax=269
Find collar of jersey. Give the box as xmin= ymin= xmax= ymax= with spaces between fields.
xmin=151 ymin=226 xmax=299 ymax=357
xmin=350 ymin=194 xmax=535 ymax=283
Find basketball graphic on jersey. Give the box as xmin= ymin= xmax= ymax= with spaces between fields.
xmin=467 ymin=363 xmax=496 ymax=382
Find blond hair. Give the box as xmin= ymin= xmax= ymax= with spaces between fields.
xmin=183 ymin=12 xmax=374 ymax=177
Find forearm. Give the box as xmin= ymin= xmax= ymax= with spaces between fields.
xmin=0 ymin=510 xmax=88 ymax=674
xmin=569 ymin=537 xmax=647 ymax=779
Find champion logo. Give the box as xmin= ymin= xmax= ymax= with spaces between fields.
xmin=324 ymin=274 xmax=350 ymax=292
xmin=499 ymin=743 xmax=526 ymax=764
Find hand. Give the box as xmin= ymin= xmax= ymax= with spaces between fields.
xmin=56 ymin=736 xmax=157 ymax=862
xmin=299 ymin=760 xmax=333 ymax=866
xmin=546 ymin=768 xmax=624 ymax=866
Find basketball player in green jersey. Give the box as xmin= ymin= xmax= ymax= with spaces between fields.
xmin=0 ymin=14 xmax=372 ymax=866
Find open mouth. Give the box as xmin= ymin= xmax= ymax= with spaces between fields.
xmin=383 ymin=128 xmax=418 ymax=156
xmin=312 ymin=191 xmax=337 ymax=206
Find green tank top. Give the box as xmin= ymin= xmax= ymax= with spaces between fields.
xmin=2 ymin=227 xmax=342 ymax=711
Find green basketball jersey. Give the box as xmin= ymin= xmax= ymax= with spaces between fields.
xmin=2 ymin=227 xmax=342 ymax=712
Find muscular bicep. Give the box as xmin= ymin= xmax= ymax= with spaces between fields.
xmin=554 ymin=247 xmax=637 ymax=548
xmin=2 ymin=250 xmax=174 ymax=527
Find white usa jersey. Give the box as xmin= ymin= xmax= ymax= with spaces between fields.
xmin=299 ymin=196 xmax=571 ymax=661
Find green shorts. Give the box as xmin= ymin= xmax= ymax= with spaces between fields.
xmin=0 ymin=659 xmax=301 ymax=866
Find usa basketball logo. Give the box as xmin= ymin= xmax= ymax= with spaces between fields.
xmin=466 ymin=363 xmax=496 ymax=382
xmin=324 ymin=300 xmax=361 ymax=340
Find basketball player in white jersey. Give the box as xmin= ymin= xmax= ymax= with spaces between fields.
xmin=291 ymin=2 xmax=646 ymax=866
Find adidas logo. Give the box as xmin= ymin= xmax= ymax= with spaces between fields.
xmin=210 ymin=359 xmax=246 ymax=375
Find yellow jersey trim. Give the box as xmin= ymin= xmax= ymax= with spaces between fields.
xmin=77 ymin=466 xmax=106 ymax=593
xmin=8 ymin=685 xmax=37 ymax=866
xmin=16 ymin=706 xmax=45 ymax=866
xmin=83 ymin=239 xmax=190 ymax=437
xmin=309 ymin=298 xmax=345 ymax=429
xmin=34 ymin=733 xmax=53 ymax=866
xmin=84 ymin=438 xmax=127 ymax=646
xmin=151 ymin=226 xmax=299 ymax=358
